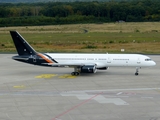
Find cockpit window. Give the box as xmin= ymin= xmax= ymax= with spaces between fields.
xmin=145 ymin=59 xmax=152 ymax=61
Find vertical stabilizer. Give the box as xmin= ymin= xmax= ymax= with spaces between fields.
xmin=10 ymin=31 xmax=37 ymax=55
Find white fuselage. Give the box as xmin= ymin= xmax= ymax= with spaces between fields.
xmin=10 ymin=31 xmax=156 ymax=76
xmin=46 ymin=53 xmax=156 ymax=68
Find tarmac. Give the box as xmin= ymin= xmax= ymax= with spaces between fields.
xmin=0 ymin=54 xmax=160 ymax=120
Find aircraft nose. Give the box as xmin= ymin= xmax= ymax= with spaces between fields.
xmin=152 ymin=61 xmax=156 ymax=66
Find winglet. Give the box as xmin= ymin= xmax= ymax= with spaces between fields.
xmin=10 ymin=31 xmax=37 ymax=56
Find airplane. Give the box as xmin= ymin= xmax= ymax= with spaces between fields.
xmin=10 ymin=31 xmax=156 ymax=76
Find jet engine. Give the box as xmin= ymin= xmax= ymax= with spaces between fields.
xmin=97 ymin=67 xmax=109 ymax=70
xmin=81 ymin=65 xmax=97 ymax=73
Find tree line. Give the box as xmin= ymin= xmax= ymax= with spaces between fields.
xmin=0 ymin=0 xmax=113 ymax=3
xmin=0 ymin=0 xmax=160 ymax=26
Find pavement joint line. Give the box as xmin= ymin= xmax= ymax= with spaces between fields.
xmin=74 ymin=88 xmax=160 ymax=92
xmin=52 ymin=92 xmax=103 ymax=120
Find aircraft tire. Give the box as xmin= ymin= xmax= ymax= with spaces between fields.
xmin=71 ymin=72 xmax=79 ymax=76
xmin=75 ymin=72 xmax=79 ymax=76
xmin=135 ymin=73 xmax=139 ymax=76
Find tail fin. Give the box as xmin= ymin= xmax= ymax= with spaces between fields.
xmin=10 ymin=31 xmax=37 ymax=56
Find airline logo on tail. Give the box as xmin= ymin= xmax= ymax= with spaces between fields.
xmin=37 ymin=53 xmax=54 ymax=64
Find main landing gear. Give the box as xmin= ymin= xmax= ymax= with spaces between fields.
xmin=71 ymin=72 xmax=80 ymax=76
xmin=135 ymin=67 xmax=141 ymax=76
xmin=71 ymin=67 xmax=80 ymax=76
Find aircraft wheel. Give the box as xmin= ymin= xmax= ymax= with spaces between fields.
xmin=74 ymin=72 xmax=79 ymax=76
xmin=71 ymin=72 xmax=79 ymax=76
xmin=71 ymin=72 xmax=75 ymax=76
xmin=135 ymin=73 xmax=139 ymax=76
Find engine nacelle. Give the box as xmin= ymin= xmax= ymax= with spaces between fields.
xmin=97 ymin=67 xmax=109 ymax=70
xmin=81 ymin=65 xmax=97 ymax=73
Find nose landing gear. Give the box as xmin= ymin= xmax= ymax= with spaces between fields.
xmin=135 ymin=72 xmax=139 ymax=76
xmin=135 ymin=67 xmax=141 ymax=76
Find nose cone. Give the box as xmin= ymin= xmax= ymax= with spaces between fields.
xmin=152 ymin=61 xmax=156 ymax=66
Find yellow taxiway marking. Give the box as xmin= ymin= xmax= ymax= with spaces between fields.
xmin=35 ymin=74 xmax=76 ymax=79
xmin=13 ymin=74 xmax=57 ymax=89
xmin=59 ymin=74 xmax=76 ymax=79
xmin=13 ymin=85 xmax=25 ymax=88
xmin=13 ymin=74 xmax=76 ymax=89
xmin=35 ymin=74 xmax=57 ymax=79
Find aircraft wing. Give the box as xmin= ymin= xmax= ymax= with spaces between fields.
xmin=42 ymin=62 xmax=96 ymax=67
